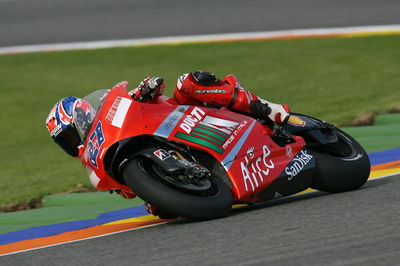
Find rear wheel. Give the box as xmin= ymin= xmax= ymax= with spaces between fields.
xmin=311 ymin=128 xmax=371 ymax=192
xmin=122 ymin=157 xmax=232 ymax=220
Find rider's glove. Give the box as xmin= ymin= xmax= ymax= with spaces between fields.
xmin=129 ymin=77 xmax=165 ymax=102
xmin=250 ymin=99 xmax=290 ymax=124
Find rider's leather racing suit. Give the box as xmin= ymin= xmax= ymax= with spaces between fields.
xmin=132 ymin=71 xmax=290 ymax=125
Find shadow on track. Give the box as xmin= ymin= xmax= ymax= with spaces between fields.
xmin=168 ymin=177 xmax=392 ymax=225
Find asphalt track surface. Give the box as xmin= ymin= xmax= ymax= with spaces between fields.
xmin=2 ymin=175 xmax=400 ymax=265
xmin=2 ymin=1 xmax=400 ymax=265
xmin=1 ymin=0 xmax=400 ymax=47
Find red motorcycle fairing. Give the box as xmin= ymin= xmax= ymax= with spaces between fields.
xmin=214 ymin=124 xmax=307 ymax=201
xmin=81 ymin=85 xmax=307 ymax=202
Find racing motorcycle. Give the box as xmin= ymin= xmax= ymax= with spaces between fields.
xmin=77 ymin=84 xmax=370 ymax=220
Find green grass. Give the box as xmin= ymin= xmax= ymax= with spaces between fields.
xmin=1 ymin=35 xmax=400 ymax=208
xmin=343 ymin=114 xmax=400 ymax=153
xmin=0 ymin=192 xmax=144 ymax=234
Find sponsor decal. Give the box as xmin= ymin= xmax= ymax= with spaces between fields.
xmin=286 ymin=145 xmax=293 ymax=158
xmin=194 ymin=89 xmax=227 ymax=94
xmin=153 ymin=149 xmax=171 ymax=161
xmin=154 ymin=106 xmax=189 ymax=138
xmin=106 ymin=97 xmax=122 ymax=124
xmin=87 ymin=121 xmax=105 ymax=168
xmin=50 ymin=123 xmax=63 ymax=137
xmin=179 ymin=107 xmax=206 ymax=133
xmin=223 ymin=120 xmax=248 ymax=149
xmin=285 ymin=150 xmax=313 ymax=180
xmin=241 ymin=145 xmax=275 ymax=192
xmin=288 ymin=115 xmax=306 ymax=127
xmin=163 ymin=112 xmax=181 ymax=131
xmin=247 ymin=146 xmax=255 ymax=158
xmin=105 ymin=97 xmax=132 ymax=128
xmin=175 ymin=108 xmax=240 ymax=154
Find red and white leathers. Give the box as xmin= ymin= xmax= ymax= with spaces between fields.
xmin=173 ymin=72 xmax=290 ymax=124
xmin=129 ymin=72 xmax=290 ymax=124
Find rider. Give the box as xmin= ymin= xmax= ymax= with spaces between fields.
xmin=130 ymin=71 xmax=290 ymax=125
xmin=45 ymin=71 xmax=290 ymax=216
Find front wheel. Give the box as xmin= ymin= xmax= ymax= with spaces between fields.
xmin=122 ymin=157 xmax=233 ymax=220
xmin=311 ymin=128 xmax=371 ymax=192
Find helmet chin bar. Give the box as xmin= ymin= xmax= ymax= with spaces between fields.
xmin=53 ymin=124 xmax=81 ymax=157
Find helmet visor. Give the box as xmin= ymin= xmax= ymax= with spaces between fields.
xmin=72 ymin=99 xmax=96 ymax=141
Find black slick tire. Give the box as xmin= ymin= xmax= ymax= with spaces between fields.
xmin=122 ymin=157 xmax=233 ymax=220
xmin=311 ymin=129 xmax=371 ymax=193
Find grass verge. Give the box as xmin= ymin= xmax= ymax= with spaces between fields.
xmin=0 ymin=34 xmax=399 ymax=208
xmin=0 ymin=192 xmax=144 ymax=234
xmin=343 ymin=114 xmax=400 ymax=153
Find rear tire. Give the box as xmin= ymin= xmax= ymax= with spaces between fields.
xmin=311 ymin=128 xmax=371 ymax=192
xmin=122 ymin=157 xmax=233 ymax=220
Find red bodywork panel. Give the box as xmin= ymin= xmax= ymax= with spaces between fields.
xmin=80 ymin=85 xmax=306 ymax=202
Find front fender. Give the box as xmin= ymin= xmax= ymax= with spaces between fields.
xmin=103 ymin=135 xmax=160 ymax=183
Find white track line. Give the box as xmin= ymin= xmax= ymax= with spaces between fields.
xmin=1 ymin=24 xmax=400 ymax=55
xmin=0 ymin=221 xmax=171 ymax=257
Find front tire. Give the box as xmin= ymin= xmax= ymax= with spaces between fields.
xmin=122 ymin=157 xmax=233 ymax=220
xmin=311 ymin=128 xmax=371 ymax=192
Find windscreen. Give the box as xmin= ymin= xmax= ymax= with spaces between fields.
xmin=83 ymin=89 xmax=108 ymax=111
xmin=72 ymin=89 xmax=108 ymax=141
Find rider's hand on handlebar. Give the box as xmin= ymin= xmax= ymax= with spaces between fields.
xmin=269 ymin=103 xmax=290 ymax=124
xmin=250 ymin=100 xmax=290 ymax=125
xmin=129 ymin=77 xmax=165 ymax=102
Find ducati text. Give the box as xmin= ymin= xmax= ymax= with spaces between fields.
xmin=179 ymin=107 xmax=206 ymax=133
